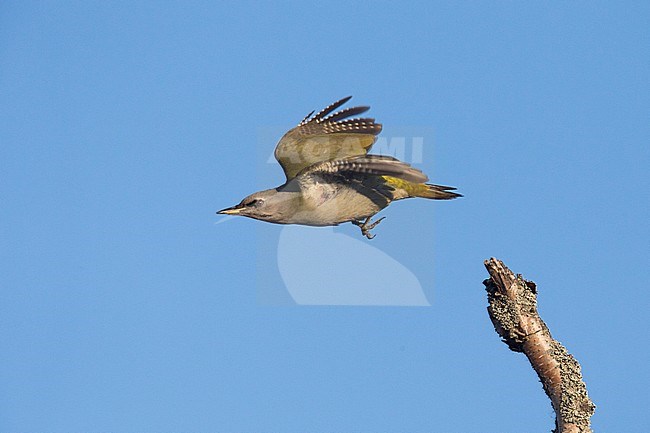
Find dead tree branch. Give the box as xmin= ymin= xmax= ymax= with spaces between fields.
xmin=482 ymin=258 xmax=595 ymax=433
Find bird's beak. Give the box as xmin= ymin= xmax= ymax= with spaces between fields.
xmin=217 ymin=205 xmax=243 ymax=215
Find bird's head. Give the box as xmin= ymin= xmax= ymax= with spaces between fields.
xmin=217 ymin=188 xmax=297 ymax=223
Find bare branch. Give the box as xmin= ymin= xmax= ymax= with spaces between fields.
xmin=483 ymin=258 xmax=595 ymax=433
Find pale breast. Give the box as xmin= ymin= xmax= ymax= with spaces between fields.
xmin=288 ymin=181 xmax=389 ymax=226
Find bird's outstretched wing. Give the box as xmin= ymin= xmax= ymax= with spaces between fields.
xmin=299 ymin=155 xmax=428 ymax=184
xmin=274 ymin=96 xmax=383 ymax=180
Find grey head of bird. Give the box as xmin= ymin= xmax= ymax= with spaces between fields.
xmin=217 ymin=187 xmax=300 ymax=224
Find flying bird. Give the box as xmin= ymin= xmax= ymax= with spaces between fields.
xmin=218 ymin=97 xmax=461 ymax=239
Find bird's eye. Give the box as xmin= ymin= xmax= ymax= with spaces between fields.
xmin=245 ymin=199 xmax=261 ymax=207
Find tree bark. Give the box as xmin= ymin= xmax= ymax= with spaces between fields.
xmin=482 ymin=258 xmax=595 ymax=433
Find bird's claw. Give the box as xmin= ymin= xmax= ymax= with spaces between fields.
xmin=352 ymin=216 xmax=386 ymax=239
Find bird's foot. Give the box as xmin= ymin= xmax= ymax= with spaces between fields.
xmin=351 ymin=216 xmax=386 ymax=240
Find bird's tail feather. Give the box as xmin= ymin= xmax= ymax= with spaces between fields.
xmin=416 ymin=183 xmax=462 ymax=200
xmin=383 ymin=176 xmax=462 ymax=200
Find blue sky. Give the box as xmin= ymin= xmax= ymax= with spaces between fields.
xmin=1 ymin=1 xmax=649 ymax=432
